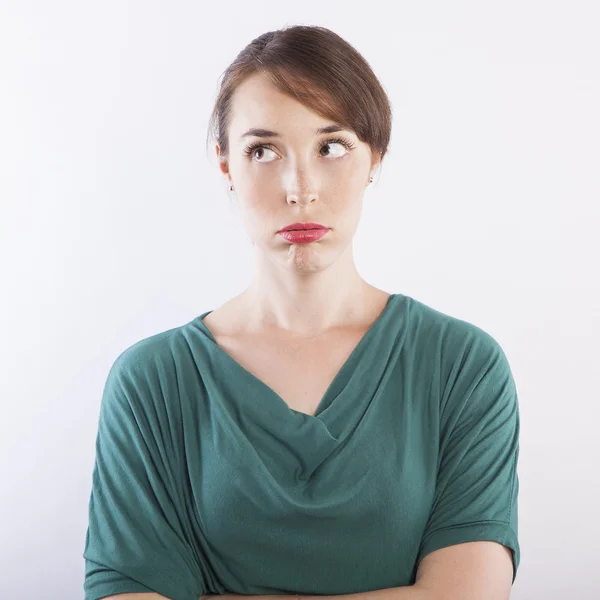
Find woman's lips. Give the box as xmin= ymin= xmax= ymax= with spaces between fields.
xmin=277 ymin=228 xmax=330 ymax=243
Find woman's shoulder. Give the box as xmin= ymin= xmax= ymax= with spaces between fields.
xmin=397 ymin=294 xmax=516 ymax=402
xmin=106 ymin=318 xmax=199 ymax=383
xmin=399 ymin=293 xmax=508 ymax=362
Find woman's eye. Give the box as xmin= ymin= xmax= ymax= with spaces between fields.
xmin=319 ymin=142 xmax=348 ymax=158
xmin=253 ymin=147 xmax=278 ymax=162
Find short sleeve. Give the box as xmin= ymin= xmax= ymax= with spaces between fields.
xmin=416 ymin=327 xmax=521 ymax=584
xmin=83 ymin=352 xmax=206 ymax=600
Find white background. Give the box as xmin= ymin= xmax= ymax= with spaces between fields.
xmin=1 ymin=1 xmax=599 ymax=598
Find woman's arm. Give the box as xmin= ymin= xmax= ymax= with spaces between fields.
xmin=200 ymin=587 xmax=428 ymax=600
xmin=102 ymin=594 xmax=171 ymax=599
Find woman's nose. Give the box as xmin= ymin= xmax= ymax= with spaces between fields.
xmin=283 ymin=165 xmax=318 ymax=205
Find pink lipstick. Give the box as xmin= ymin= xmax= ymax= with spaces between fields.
xmin=277 ymin=222 xmax=330 ymax=244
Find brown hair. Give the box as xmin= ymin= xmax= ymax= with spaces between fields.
xmin=206 ymin=25 xmax=393 ymax=167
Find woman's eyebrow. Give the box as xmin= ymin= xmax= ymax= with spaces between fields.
xmin=239 ymin=124 xmax=346 ymax=140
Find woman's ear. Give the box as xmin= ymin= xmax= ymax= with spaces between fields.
xmin=370 ymin=150 xmax=382 ymax=175
xmin=216 ymin=143 xmax=233 ymax=188
xmin=216 ymin=144 xmax=229 ymax=173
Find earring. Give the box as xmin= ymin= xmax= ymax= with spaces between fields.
xmin=229 ymin=184 xmax=234 ymax=191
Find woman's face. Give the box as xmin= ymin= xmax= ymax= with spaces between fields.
xmin=216 ymin=72 xmax=379 ymax=271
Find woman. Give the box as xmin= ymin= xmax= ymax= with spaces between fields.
xmin=83 ymin=25 xmax=520 ymax=600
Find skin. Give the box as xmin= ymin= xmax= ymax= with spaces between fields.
xmin=215 ymin=71 xmax=386 ymax=338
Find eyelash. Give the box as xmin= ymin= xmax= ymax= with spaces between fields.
xmin=243 ymin=136 xmax=357 ymax=159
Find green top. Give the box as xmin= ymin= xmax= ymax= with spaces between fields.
xmin=83 ymin=293 xmax=520 ymax=600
